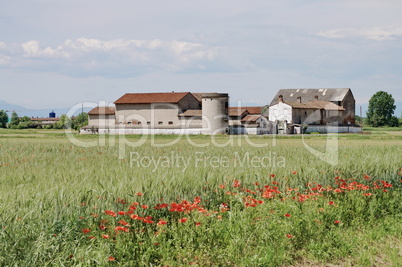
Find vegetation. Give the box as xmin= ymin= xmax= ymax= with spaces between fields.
xmin=1 ymin=111 xmax=88 ymax=130
xmin=0 ymin=110 xmax=8 ymax=128
xmin=71 ymin=112 xmax=88 ymax=130
xmin=0 ymin=133 xmax=401 ymax=266
xmin=366 ymin=91 xmax=397 ymax=127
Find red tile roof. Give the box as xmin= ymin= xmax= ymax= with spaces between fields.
xmin=228 ymin=107 xmax=249 ymax=117
xmin=190 ymin=93 xmax=204 ymax=102
xmin=88 ymin=107 xmax=115 ymax=115
xmin=229 ymin=106 xmax=263 ymax=116
xmin=114 ymin=92 xmax=191 ymax=104
xmin=242 ymin=106 xmax=263 ymax=114
xmin=178 ymin=110 xmax=202 ymax=117
xmin=31 ymin=117 xmax=60 ymax=121
xmin=310 ymin=100 xmax=345 ymax=111
xmin=284 ymin=100 xmax=344 ymax=111
xmin=241 ymin=115 xmax=262 ymax=122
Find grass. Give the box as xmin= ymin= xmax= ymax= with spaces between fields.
xmin=0 ymin=131 xmax=401 ymax=266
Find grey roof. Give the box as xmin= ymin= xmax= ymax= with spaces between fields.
xmin=269 ymin=88 xmax=352 ymax=106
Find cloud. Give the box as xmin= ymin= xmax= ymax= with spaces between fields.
xmin=0 ymin=54 xmax=10 ymax=65
xmin=0 ymin=38 xmax=228 ymax=77
xmin=21 ymin=40 xmax=70 ymax=58
xmin=317 ymin=25 xmax=402 ymax=40
xmin=0 ymin=42 xmax=7 ymax=50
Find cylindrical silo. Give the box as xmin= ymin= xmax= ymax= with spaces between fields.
xmin=202 ymin=93 xmax=229 ymax=135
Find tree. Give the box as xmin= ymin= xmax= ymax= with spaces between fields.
xmin=53 ymin=114 xmax=71 ymax=129
xmin=388 ymin=116 xmax=400 ymax=127
xmin=0 ymin=110 xmax=8 ymax=128
xmin=9 ymin=112 xmax=20 ymax=127
xmin=366 ymin=91 xmax=396 ymax=127
xmin=71 ymin=112 xmax=88 ymax=130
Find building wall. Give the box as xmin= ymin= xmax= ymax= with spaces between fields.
xmin=270 ymin=104 xmax=323 ymax=125
xmin=269 ymin=102 xmax=292 ymax=122
xmin=340 ymin=90 xmax=355 ymax=124
xmin=178 ymin=117 xmax=203 ymax=127
xmin=291 ymin=108 xmax=322 ymax=124
xmin=178 ymin=94 xmax=201 ymax=111
xmin=115 ymin=103 xmax=181 ymax=127
xmin=88 ymin=115 xmax=116 ymax=126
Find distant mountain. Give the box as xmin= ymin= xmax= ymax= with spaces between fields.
xmin=0 ymin=100 xmax=27 ymax=111
xmin=0 ymin=100 xmax=91 ymax=118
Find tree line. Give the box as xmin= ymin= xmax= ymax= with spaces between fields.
xmin=0 ymin=111 xmax=88 ymax=130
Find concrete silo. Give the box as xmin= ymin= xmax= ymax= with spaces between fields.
xmin=202 ymin=93 xmax=229 ymax=135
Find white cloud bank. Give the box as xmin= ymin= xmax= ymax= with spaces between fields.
xmin=0 ymin=38 xmax=225 ymax=77
xmin=317 ymin=25 xmax=402 ymax=40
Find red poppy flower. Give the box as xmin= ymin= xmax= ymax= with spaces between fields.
xmin=107 ymin=256 xmax=115 ymax=261
xmin=102 ymin=234 xmax=110 ymax=239
xmin=284 ymin=213 xmax=291 ymax=217
xmin=286 ymin=234 xmax=293 ymax=238
xmin=157 ymin=220 xmax=167 ymax=226
xmin=233 ymin=180 xmax=240 ymax=188
xmin=82 ymin=228 xmax=91 ymax=234
xmin=328 ymin=201 xmax=334 ymax=205
xmin=195 ymin=222 xmax=201 ymax=226
xmin=334 ymin=220 xmax=340 ymax=224
xmin=114 ymin=226 xmax=129 ymax=232
xmin=104 ymin=210 xmax=117 ymax=217
xmin=179 ymin=218 xmax=188 ymax=223
xmin=118 ymin=220 xmax=130 ymax=226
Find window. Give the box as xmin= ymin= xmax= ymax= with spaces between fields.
xmin=127 ymin=121 xmax=132 ymax=125
xmin=138 ymin=121 xmax=141 ymax=125
xmin=168 ymin=121 xmax=173 ymax=125
xmin=158 ymin=121 xmax=163 ymax=125
xmin=147 ymin=121 xmax=151 ymax=125
xmin=225 ymin=101 xmax=229 ymax=108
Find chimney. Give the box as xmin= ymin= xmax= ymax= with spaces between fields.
xmin=296 ymin=96 xmax=301 ymax=103
xmin=314 ymin=95 xmax=318 ymax=100
xmin=278 ymin=95 xmax=283 ymax=102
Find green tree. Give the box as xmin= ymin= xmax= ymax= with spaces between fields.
xmin=366 ymin=91 xmax=396 ymax=127
xmin=53 ymin=114 xmax=71 ymax=129
xmin=388 ymin=116 xmax=400 ymax=127
xmin=9 ymin=112 xmax=20 ymax=127
xmin=0 ymin=110 xmax=8 ymax=128
xmin=72 ymin=112 xmax=88 ymax=130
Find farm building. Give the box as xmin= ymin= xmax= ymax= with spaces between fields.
xmin=82 ymin=92 xmax=230 ymax=135
xmin=268 ymin=88 xmax=360 ymax=133
xmin=228 ymin=106 xmax=270 ymax=134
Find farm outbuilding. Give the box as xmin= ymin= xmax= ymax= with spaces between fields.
xmin=268 ymin=88 xmax=360 ymax=133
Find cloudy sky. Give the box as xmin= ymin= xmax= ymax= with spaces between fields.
xmin=0 ymin=0 xmax=401 ymax=115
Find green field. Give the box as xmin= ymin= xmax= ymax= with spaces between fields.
xmin=0 ymin=130 xmax=401 ymax=266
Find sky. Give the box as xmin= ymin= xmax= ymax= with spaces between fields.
xmin=0 ymin=0 xmax=401 ymax=116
